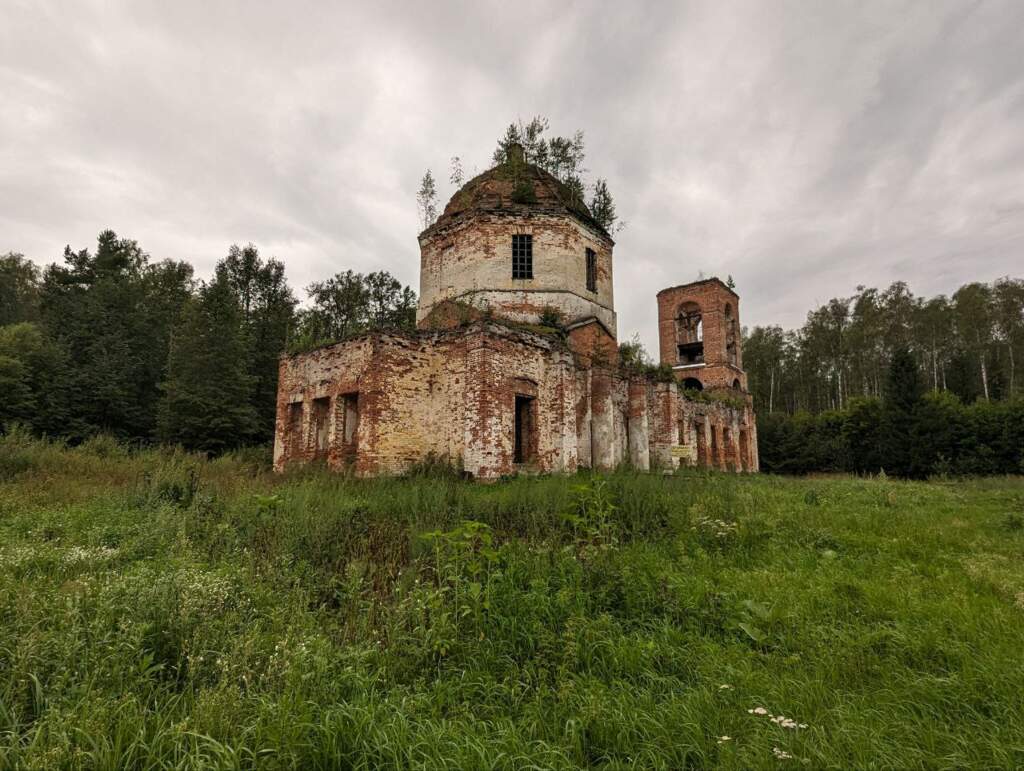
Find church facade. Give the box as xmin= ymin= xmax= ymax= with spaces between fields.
xmin=273 ymin=146 xmax=758 ymax=478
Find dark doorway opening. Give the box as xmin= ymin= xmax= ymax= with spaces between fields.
xmin=682 ymin=377 xmax=703 ymax=391
xmin=312 ymin=397 xmax=330 ymax=457
xmin=338 ymin=392 xmax=359 ymax=465
xmin=287 ymin=401 xmax=303 ymax=459
xmin=514 ymin=394 xmax=536 ymax=464
xmin=695 ymin=421 xmax=707 ymax=467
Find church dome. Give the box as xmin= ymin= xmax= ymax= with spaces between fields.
xmin=416 ymin=143 xmax=617 ymax=340
xmin=426 ymin=146 xmax=610 ymax=239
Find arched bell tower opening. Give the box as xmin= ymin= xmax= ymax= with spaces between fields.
xmin=675 ymin=301 xmax=704 ymax=365
xmin=656 ymin=278 xmax=748 ymax=392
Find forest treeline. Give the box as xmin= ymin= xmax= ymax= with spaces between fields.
xmin=743 ymin=278 xmax=1024 ymax=413
xmin=744 ymin=278 xmax=1024 ymax=477
xmin=0 ymin=233 xmax=416 ymax=453
xmin=4 ymin=235 xmax=1022 ymax=476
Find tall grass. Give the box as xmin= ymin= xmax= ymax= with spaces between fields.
xmin=1 ymin=432 xmax=1023 ymax=768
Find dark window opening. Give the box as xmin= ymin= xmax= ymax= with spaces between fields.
xmin=732 ymin=378 xmax=741 ymax=390
xmin=312 ymin=397 xmax=330 ymax=454
xmin=512 ymin=234 xmax=533 ymax=279
xmin=676 ymin=301 xmax=703 ymax=364
xmin=585 ymin=248 xmax=597 ymax=292
xmin=695 ymin=421 xmax=708 ymax=467
xmin=723 ymin=427 xmax=735 ymax=471
xmin=287 ymin=401 xmax=303 ymax=457
xmin=513 ymin=394 xmax=536 ymax=464
xmin=682 ymin=377 xmax=703 ymax=392
xmin=341 ymin=393 xmax=359 ymax=445
xmin=677 ymin=342 xmax=705 ymax=365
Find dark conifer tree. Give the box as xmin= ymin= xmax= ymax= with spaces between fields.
xmin=38 ymin=231 xmax=193 ymax=441
xmin=40 ymin=231 xmax=148 ymax=438
xmin=158 ymin=270 xmax=258 ymax=453
xmin=219 ymin=244 xmax=296 ymax=441
xmin=880 ymin=347 xmax=925 ymax=477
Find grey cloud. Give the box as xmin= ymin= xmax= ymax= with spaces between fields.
xmin=2 ymin=0 xmax=1022 ymax=351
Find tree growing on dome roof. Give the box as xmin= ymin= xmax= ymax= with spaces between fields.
xmin=416 ymin=169 xmax=438 ymax=229
xmin=589 ymin=179 xmax=618 ymax=234
xmin=449 ymin=156 xmax=463 ymax=188
xmin=486 ymin=116 xmax=620 ymax=233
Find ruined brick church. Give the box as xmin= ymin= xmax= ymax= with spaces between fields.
xmin=274 ymin=145 xmax=758 ymax=477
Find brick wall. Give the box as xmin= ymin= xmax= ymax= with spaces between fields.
xmin=418 ymin=213 xmax=616 ymax=335
xmin=657 ymin=278 xmax=747 ymax=391
xmin=275 ymin=322 xmax=759 ymax=479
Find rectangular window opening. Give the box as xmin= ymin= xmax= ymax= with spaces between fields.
xmin=512 ymin=234 xmax=533 ymax=279
xmin=341 ymin=393 xmax=359 ymax=445
xmin=585 ymin=248 xmax=597 ymax=293
xmin=287 ymin=402 xmax=303 ymax=457
xmin=513 ymin=394 xmax=536 ymax=464
xmin=677 ymin=342 xmax=704 ymax=364
xmin=694 ymin=421 xmax=707 ymax=467
xmin=312 ymin=397 xmax=330 ymax=454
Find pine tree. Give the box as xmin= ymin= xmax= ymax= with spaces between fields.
xmin=880 ymin=346 xmax=924 ymax=477
xmin=589 ymin=179 xmax=617 ymax=232
xmin=158 ymin=273 xmax=258 ymax=453
xmin=449 ymin=156 xmax=464 ymax=188
xmin=219 ymin=244 xmax=296 ymax=441
xmin=417 ymin=170 xmax=438 ymax=229
xmin=492 ymin=124 xmax=523 ymax=165
xmin=40 ymin=231 xmax=153 ymax=439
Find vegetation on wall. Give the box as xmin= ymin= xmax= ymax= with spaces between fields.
xmin=418 ymin=117 xmax=624 ymax=234
xmin=416 ymin=169 xmax=438 ymax=229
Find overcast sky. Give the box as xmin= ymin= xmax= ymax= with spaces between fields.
xmin=3 ymin=0 xmax=1023 ymax=351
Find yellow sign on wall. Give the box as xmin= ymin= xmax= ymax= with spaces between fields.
xmin=670 ymin=445 xmax=696 ymax=461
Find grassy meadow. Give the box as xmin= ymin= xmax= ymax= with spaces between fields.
xmin=1 ymin=432 xmax=1024 ymax=769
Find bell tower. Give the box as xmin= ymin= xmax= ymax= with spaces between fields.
xmin=657 ymin=278 xmax=746 ymax=392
